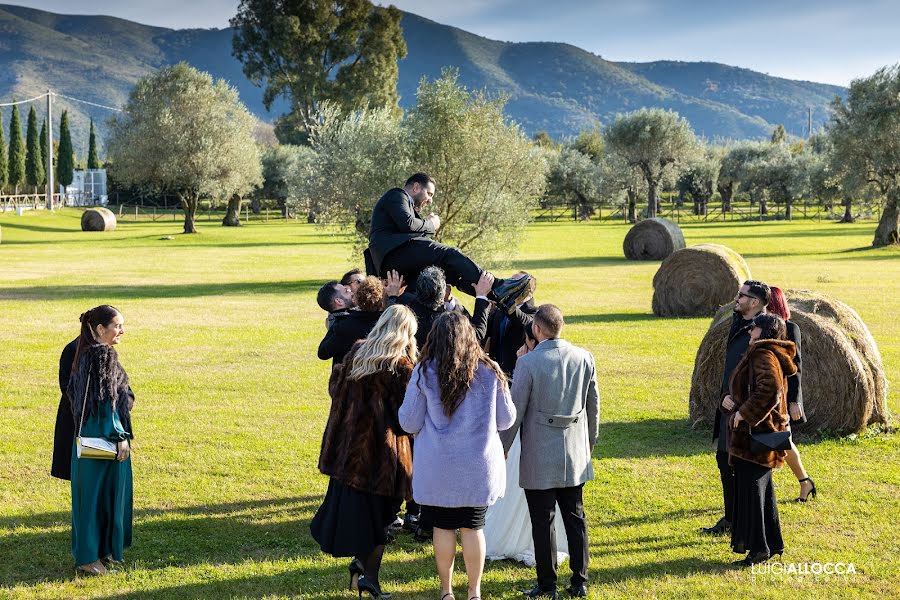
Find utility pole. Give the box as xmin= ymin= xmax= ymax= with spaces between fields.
xmin=46 ymin=90 xmax=54 ymax=210
xmin=808 ymin=107 xmax=812 ymax=139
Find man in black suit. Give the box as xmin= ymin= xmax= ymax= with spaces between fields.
xmin=484 ymin=271 xmax=538 ymax=377
xmin=368 ymin=172 xmax=531 ymax=312
xmin=317 ymin=279 xmax=379 ymax=367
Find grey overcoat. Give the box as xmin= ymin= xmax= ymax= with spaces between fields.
xmin=500 ymin=338 xmax=600 ymax=490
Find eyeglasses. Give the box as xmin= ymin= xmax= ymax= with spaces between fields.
xmin=736 ymin=292 xmax=761 ymax=301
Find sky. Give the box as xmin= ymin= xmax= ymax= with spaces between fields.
xmin=7 ymin=0 xmax=899 ymax=86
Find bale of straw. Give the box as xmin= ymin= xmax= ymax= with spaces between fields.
xmin=81 ymin=207 xmax=117 ymax=232
xmin=651 ymin=244 xmax=751 ymax=317
xmin=623 ymin=217 xmax=685 ymax=260
xmin=689 ymin=289 xmax=890 ymax=436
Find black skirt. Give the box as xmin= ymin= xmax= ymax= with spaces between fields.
xmin=730 ymin=458 xmax=784 ymax=556
xmin=420 ymin=505 xmax=487 ymax=530
xmin=310 ymin=478 xmax=402 ymax=558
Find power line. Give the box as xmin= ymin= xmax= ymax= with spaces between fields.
xmin=52 ymin=92 xmax=123 ymax=113
xmin=0 ymin=92 xmax=50 ymax=107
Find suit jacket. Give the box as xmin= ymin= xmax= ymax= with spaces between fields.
xmin=500 ymin=338 xmax=600 ymax=490
xmin=318 ymin=310 xmax=382 ymax=367
xmin=484 ymin=300 xmax=537 ymax=376
xmin=394 ymin=295 xmax=490 ymax=349
xmin=368 ymin=187 xmax=436 ymax=273
xmin=785 ymin=320 xmax=805 ymax=423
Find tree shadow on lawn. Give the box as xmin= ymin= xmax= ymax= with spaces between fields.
xmin=597 ymin=418 xmax=710 ymax=459
xmin=0 ymin=280 xmax=322 ymax=301
xmin=516 ymin=256 xmax=629 ymax=270
xmin=0 ymin=495 xmax=322 ymax=587
xmin=567 ymin=313 xmax=658 ymax=324
xmin=0 ymin=221 xmax=81 ymax=234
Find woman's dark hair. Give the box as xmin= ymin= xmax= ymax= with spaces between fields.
xmin=417 ymin=311 xmax=506 ymax=417
xmin=72 ymin=305 xmax=121 ymax=374
xmin=752 ymin=313 xmax=787 ymax=341
xmin=766 ymin=286 xmax=791 ymax=320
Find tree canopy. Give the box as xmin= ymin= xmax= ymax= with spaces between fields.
xmin=7 ymin=104 xmax=25 ymax=188
xmin=56 ymin=110 xmax=74 ymax=189
xmin=87 ymin=119 xmax=100 ymax=170
xmin=108 ymin=63 xmax=263 ymax=233
xmin=829 ymin=65 xmax=900 ymax=245
xmin=231 ymin=0 xmax=407 ymax=144
xmin=25 ymin=106 xmax=44 ymax=187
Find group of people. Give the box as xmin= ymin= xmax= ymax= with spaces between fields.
xmin=46 ymin=171 xmax=816 ymax=597
xmin=701 ymin=280 xmax=817 ymax=566
xmin=311 ymin=173 xmax=600 ymax=599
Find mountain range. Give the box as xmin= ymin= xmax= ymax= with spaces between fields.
xmin=0 ymin=3 xmax=847 ymax=156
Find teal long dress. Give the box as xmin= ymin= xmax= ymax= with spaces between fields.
xmin=70 ymin=400 xmax=133 ymax=565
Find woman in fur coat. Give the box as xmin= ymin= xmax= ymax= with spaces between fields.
xmin=66 ymin=305 xmax=134 ymax=577
xmin=311 ymin=304 xmax=418 ymax=599
xmin=723 ymin=313 xmax=797 ymax=566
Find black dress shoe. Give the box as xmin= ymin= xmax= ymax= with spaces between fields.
xmin=732 ymin=551 xmax=771 ymax=566
xmin=491 ymin=275 xmax=532 ymax=313
xmin=700 ymin=518 xmax=731 ymax=535
xmin=402 ymin=513 xmax=419 ymax=532
xmin=565 ymin=584 xmax=587 ymax=597
xmin=522 ymin=585 xmax=557 ymax=599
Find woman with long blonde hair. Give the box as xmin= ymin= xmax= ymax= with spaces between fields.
xmin=312 ymin=304 xmax=418 ymax=599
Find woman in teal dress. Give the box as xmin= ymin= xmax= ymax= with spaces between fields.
xmin=66 ymin=305 xmax=134 ymax=577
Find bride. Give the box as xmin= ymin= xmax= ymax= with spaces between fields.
xmin=484 ymin=431 xmax=569 ymax=566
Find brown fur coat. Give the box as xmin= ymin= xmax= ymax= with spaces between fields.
xmin=317 ymin=343 xmax=413 ymax=500
xmin=727 ymin=339 xmax=797 ymax=469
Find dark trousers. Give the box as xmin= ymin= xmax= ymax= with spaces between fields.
xmin=380 ymin=239 xmax=483 ymax=296
xmin=524 ymin=485 xmax=589 ymax=591
xmin=716 ymin=450 xmax=735 ymax=523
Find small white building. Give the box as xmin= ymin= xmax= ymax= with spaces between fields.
xmin=63 ymin=169 xmax=108 ymax=206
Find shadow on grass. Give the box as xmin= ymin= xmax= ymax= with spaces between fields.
xmin=516 ymin=256 xmax=629 ymax=270
xmin=0 ymin=495 xmax=323 ymax=588
xmin=567 ymin=313 xmax=657 ymax=325
xmin=0 ymin=280 xmax=322 ymax=301
xmin=598 ymin=418 xmax=709 ymax=459
xmin=0 ymin=221 xmax=80 ymax=234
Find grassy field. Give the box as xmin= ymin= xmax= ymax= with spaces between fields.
xmin=0 ymin=209 xmax=898 ymax=600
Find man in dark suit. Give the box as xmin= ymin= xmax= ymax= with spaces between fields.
xmin=702 ymin=279 xmax=771 ymax=535
xmin=484 ymin=271 xmax=538 ymax=377
xmin=367 ymin=172 xmax=531 ymax=312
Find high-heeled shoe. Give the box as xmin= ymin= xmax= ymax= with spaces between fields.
xmin=357 ymin=575 xmax=392 ymax=599
xmin=796 ymin=477 xmax=817 ymax=502
xmin=348 ymin=559 xmax=365 ymax=591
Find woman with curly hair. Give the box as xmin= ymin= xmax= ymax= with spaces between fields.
xmin=400 ymin=311 xmax=516 ymax=600
xmin=311 ymin=304 xmax=418 ymax=599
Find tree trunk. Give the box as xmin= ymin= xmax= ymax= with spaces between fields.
xmin=840 ymin=197 xmax=855 ymax=223
xmin=647 ymin=180 xmax=659 ymax=218
xmin=759 ymin=196 xmax=768 ymax=216
xmin=222 ymin=194 xmax=242 ymax=227
xmin=250 ymin=196 xmax=261 ymax=214
xmin=873 ymin=193 xmax=900 ymax=246
xmin=626 ymin=190 xmax=637 ymax=223
xmin=693 ymin=198 xmax=701 ymax=216
xmin=720 ymin=184 xmax=733 ymax=212
xmin=180 ymin=193 xmax=198 ymax=234
xmin=785 ymin=198 xmax=793 ymax=221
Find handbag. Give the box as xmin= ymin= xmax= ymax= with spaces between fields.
xmin=75 ymin=372 xmax=118 ymax=460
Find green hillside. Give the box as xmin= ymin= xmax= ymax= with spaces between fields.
xmin=0 ymin=3 xmax=846 ymax=155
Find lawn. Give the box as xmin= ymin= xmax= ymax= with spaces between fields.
xmin=0 ymin=209 xmax=897 ymax=599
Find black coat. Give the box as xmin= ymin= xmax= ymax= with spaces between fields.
xmin=368 ymin=188 xmax=436 ymax=274
xmin=786 ymin=320 xmax=806 ymax=424
xmin=713 ymin=312 xmax=754 ymax=441
xmin=394 ymin=295 xmax=489 ymax=349
xmin=52 ymin=339 xmax=135 ymax=480
xmin=318 ymin=310 xmax=382 ymax=367
xmin=484 ymin=300 xmax=537 ymax=376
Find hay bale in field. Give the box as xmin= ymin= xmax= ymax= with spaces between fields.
xmin=651 ymin=244 xmax=750 ymax=317
xmin=81 ymin=207 xmax=117 ymax=232
xmin=689 ymin=289 xmax=890 ymax=436
xmin=623 ymin=218 xmax=685 ymax=260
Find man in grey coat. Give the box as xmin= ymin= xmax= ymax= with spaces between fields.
xmin=500 ymin=304 xmax=599 ymax=599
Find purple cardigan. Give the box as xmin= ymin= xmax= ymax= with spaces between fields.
xmin=399 ymin=361 xmax=516 ymax=508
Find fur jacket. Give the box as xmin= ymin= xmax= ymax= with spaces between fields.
xmin=67 ymin=342 xmax=133 ymax=438
xmin=317 ymin=342 xmax=414 ymax=500
xmin=727 ymin=339 xmax=797 ymax=469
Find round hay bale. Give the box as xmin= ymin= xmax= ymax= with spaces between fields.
xmin=623 ymin=217 xmax=685 ymax=260
xmin=81 ymin=207 xmax=117 ymax=232
xmin=689 ymin=289 xmax=890 ymax=436
xmin=651 ymin=244 xmax=750 ymax=317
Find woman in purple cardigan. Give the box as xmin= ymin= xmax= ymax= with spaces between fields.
xmin=400 ymin=311 xmax=516 ymax=600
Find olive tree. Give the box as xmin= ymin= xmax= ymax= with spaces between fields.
xmin=605 ymin=108 xmax=698 ymax=217
xmin=295 ymin=70 xmax=546 ymax=264
xmin=829 ymin=65 xmax=900 ymax=245
xmin=599 ymin=152 xmax=647 ymax=222
xmin=262 ymin=144 xmax=319 ymax=219
xmin=677 ymin=147 xmax=721 ymax=216
xmin=545 ymin=146 xmax=603 ymax=219
xmin=108 ymin=63 xmax=263 ymax=233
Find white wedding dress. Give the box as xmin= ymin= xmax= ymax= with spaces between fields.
xmin=484 ymin=434 xmax=569 ymax=566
